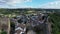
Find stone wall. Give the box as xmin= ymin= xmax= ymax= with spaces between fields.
xmin=0 ymin=16 xmax=10 ymax=34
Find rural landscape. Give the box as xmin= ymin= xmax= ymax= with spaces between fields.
xmin=0 ymin=8 xmax=60 ymax=34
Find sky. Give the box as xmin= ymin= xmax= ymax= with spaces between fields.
xmin=0 ymin=0 xmax=60 ymax=8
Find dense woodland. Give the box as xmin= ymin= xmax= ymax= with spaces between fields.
xmin=49 ymin=13 xmax=60 ymax=34
xmin=0 ymin=9 xmax=60 ymax=34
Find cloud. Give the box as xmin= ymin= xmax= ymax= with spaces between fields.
xmin=0 ymin=4 xmax=33 ymax=8
xmin=7 ymin=0 xmax=32 ymax=5
xmin=0 ymin=0 xmax=32 ymax=6
xmin=39 ymin=0 xmax=60 ymax=9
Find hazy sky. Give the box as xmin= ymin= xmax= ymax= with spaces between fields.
xmin=0 ymin=0 xmax=60 ymax=8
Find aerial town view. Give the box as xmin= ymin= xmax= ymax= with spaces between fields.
xmin=0 ymin=9 xmax=60 ymax=34
xmin=0 ymin=0 xmax=60 ymax=34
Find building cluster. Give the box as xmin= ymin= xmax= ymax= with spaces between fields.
xmin=10 ymin=13 xmax=49 ymax=34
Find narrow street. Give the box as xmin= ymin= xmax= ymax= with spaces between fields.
xmin=27 ymin=30 xmax=36 ymax=34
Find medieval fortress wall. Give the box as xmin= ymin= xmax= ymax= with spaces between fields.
xmin=0 ymin=16 xmax=10 ymax=34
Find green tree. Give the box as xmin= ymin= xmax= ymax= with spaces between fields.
xmin=1 ymin=29 xmax=7 ymax=34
